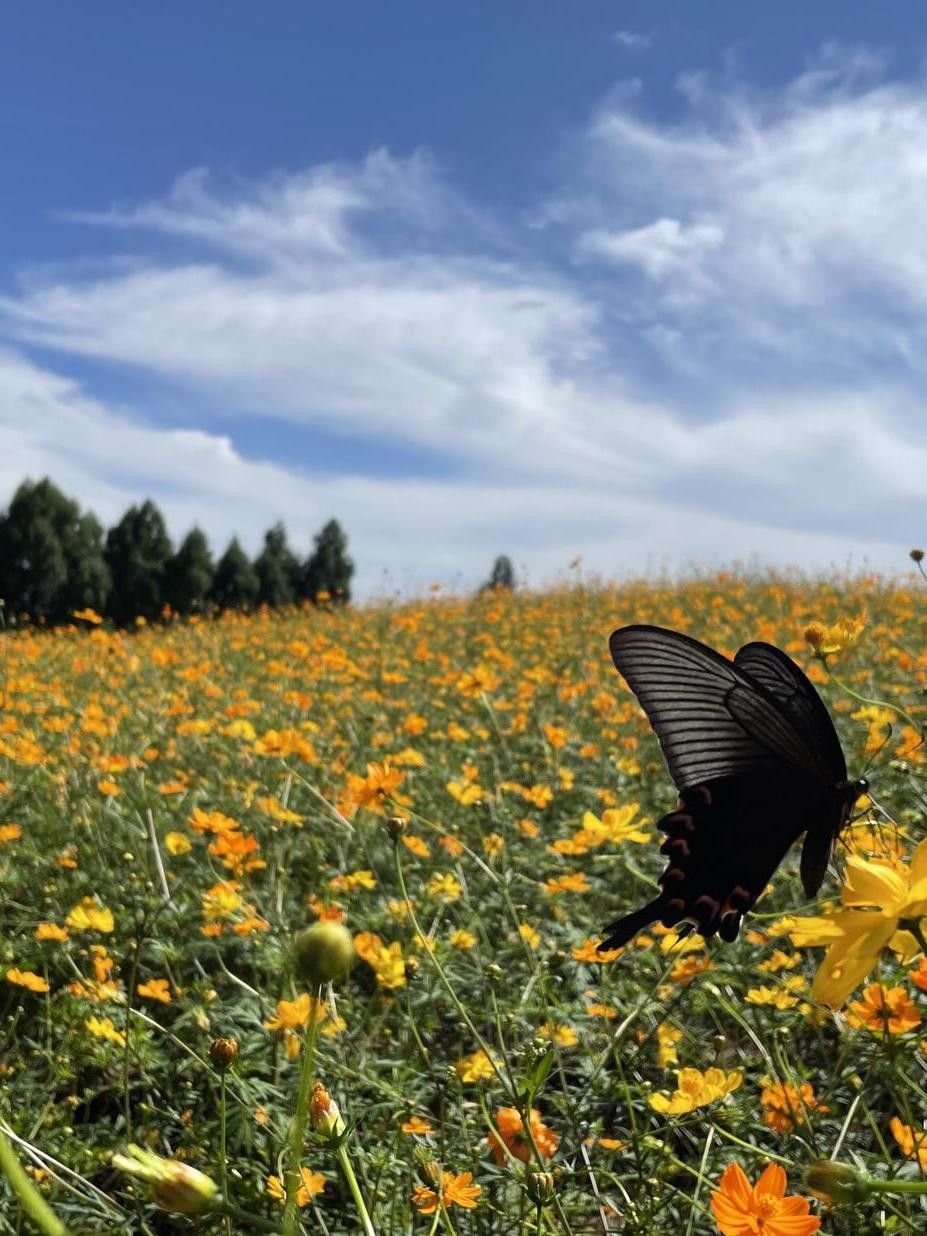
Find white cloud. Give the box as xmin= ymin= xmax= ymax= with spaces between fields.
xmin=613 ymin=30 xmax=651 ymax=52
xmin=572 ymin=56 xmax=927 ymax=371
xmin=2 ymin=53 xmax=927 ymax=593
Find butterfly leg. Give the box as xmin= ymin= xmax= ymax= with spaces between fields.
xmin=598 ymin=896 xmax=665 ymax=952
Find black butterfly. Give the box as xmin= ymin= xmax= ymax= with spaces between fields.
xmin=598 ymin=625 xmax=867 ymax=951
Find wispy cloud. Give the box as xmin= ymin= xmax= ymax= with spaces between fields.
xmin=1 ymin=49 xmax=925 ymax=591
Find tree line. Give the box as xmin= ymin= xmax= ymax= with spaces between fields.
xmin=0 ymin=477 xmax=354 ymax=626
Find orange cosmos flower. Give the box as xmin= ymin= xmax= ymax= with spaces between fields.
xmin=759 ymin=1080 xmax=826 ymax=1133
xmin=412 ymin=1170 xmax=481 ymax=1213
xmin=711 ymin=1163 xmax=820 ymax=1236
xmin=847 ymin=984 xmax=921 ymax=1035
xmin=488 ymin=1107 xmax=558 ymax=1165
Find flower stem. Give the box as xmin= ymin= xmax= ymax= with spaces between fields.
xmin=335 ymin=1143 xmax=378 ymax=1236
xmin=825 ymin=667 xmax=922 ymax=737
xmin=282 ymin=988 xmax=323 ymax=1236
xmin=0 ymin=1125 xmax=67 ymax=1236
xmin=217 ymin=1201 xmax=284 ymax=1232
xmin=219 ymin=1070 xmax=231 ymax=1236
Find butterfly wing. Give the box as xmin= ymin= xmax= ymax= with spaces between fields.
xmin=733 ymin=642 xmax=846 ymax=783
xmin=600 ymin=625 xmax=845 ymax=949
xmin=608 ymin=625 xmax=822 ymax=788
xmin=600 ymin=775 xmax=814 ymax=949
xmin=734 ymin=642 xmax=849 ymax=895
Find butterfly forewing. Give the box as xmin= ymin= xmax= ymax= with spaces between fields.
xmin=608 ymin=625 xmax=821 ymax=787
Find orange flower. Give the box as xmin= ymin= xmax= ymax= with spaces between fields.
xmin=488 ymin=1107 xmax=558 ymax=1165
xmin=6 ymin=968 xmax=50 ymax=993
xmin=137 ymin=979 xmax=172 ymax=1004
xmin=847 ymin=984 xmax=921 ymax=1035
xmin=345 ymin=762 xmax=408 ymax=815
xmin=889 ymin=1116 xmax=927 ymax=1167
xmin=711 ymin=1163 xmax=820 ymax=1236
xmin=759 ymin=1080 xmax=826 ymax=1133
xmin=412 ymin=1170 xmax=481 ymax=1213
xmin=401 ymin=1115 xmax=434 ymax=1136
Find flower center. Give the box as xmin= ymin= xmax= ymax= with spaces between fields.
xmin=756 ymin=1192 xmax=778 ymax=1221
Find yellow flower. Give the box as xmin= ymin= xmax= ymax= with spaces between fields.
xmin=447 ymin=779 xmax=486 ymax=805
xmin=790 ymin=839 xmax=927 ymax=1006
xmin=6 ymin=968 xmax=50 ymax=993
xmin=889 ymin=1116 xmax=927 ymax=1167
xmin=454 ymin=1049 xmax=499 ymax=1083
xmin=66 ymin=898 xmax=115 ymax=933
xmin=656 ymin=1022 xmax=682 ymax=1068
xmin=803 ymin=617 xmax=864 ymax=658
xmin=164 ymin=831 xmax=192 ymax=855
xmin=137 ymin=979 xmax=172 ymax=1003
xmin=650 ymin=1067 xmax=743 ymax=1114
xmin=35 ymin=923 xmax=68 ymax=942
xmin=519 ymin=923 xmax=541 ymax=950
xmin=449 ymin=930 xmax=476 ymax=949
xmin=428 ymin=873 xmax=463 ymax=901
xmin=402 ymin=834 xmax=430 ymax=858
xmin=86 ymin=1016 xmax=126 ymax=1046
xmin=539 ymin=1021 xmax=578 ymax=1047
xmin=401 ymin=1115 xmax=434 ymax=1135
xmin=0 ymin=823 xmax=22 ymax=843
xmin=745 ymin=986 xmax=800 ymax=1010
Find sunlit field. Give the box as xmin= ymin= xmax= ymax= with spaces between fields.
xmin=2 ymin=572 xmax=926 ymax=1233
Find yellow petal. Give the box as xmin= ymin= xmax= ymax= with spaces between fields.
xmin=788 ymin=914 xmax=847 ymax=948
xmin=842 ymin=856 xmax=907 ymax=913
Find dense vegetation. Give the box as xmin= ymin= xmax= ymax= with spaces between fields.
xmin=0 ymin=573 xmax=925 ymax=1233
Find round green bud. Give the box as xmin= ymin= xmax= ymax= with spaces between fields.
xmin=293 ymin=922 xmax=356 ymax=986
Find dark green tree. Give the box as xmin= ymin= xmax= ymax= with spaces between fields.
xmin=166 ymin=526 xmax=215 ymax=615
xmin=210 ymin=537 xmax=260 ymax=610
xmin=0 ymin=477 xmax=110 ymax=620
xmin=104 ymin=499 xmax=173 ymax=624
xmin=301 ymin=518 xmax=354 ymax=604
xmin=254 ymin=522 xmax=299 ymax=607
xmin=483 ymin=554 xmax=515 ymax=592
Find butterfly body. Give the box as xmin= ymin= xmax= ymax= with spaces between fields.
xmin=599 ymin=625 xmax=866 ymax=952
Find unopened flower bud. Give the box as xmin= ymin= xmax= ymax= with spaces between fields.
xmin=293 ymin=922 xmax=355 ymax=986
xmin=209 ymin=1037 xmax=239 ymax=1069
xmin=112 ymin=1145 xmax=218 ymax=1215
xmin=309 ymin=1081 xmax=346 ymax=1141
xmin=526 ymin=1171 xmax=555 ymax=1205
xmin=412 ymin=1145 xmax=443 ymax=1185
xmin=805 ymin=1160 xmax=872 ymax=1207
xmin=385 ymin=815 xmax=408 ymax=841
xmin=911 ymin=548 xmax=925 ymax=563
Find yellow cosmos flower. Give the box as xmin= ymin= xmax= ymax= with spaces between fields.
xmin=789 ymin=839 xmax=927 ymax=1007
xmin=86 ymin=1016 xmax=126 ymax=1046
xmin=804 ymin=617 xmax=864 ymax=658
xmin=137 ymin=979 xmax=172 ymax=1003
xmin=650 ymin=1067 xmax=743 ymax=1114
xmin=745 ymin=986 xmax=800 ymax=1010
xmin=656 ymin=1021 xmax=682 ymax=1068
xmin=35 ymin=923 xmax=68 ymax=942
xmin=449 ymin=929 xmax=476 ymax=949
xmin=66 ymin=898 xmax=115 ymax=933
xmin=164 ymin=831 xmax=192 ymax=855
xmin=428 ymin=873 xmax=462 ymax=902
xmin=454 ymin=1049 xmax=499 ymax=1083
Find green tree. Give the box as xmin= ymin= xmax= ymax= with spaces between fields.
xmin=483 ymin=554 xmax=515 ymax=592
xmin=166 ymin=527 xmax=215 ymax=615
xmin=210 ymin=537 xmax=260 ymax=610
xmin=301 ymin=518 xmax=354 ymax=604
xmin=104 ymin=499 xmax=173 ymax=624
xmin=254 ymin=522 xmax=300 ymax=607
xmin=0 ymin=477 xmax=110 ymax=621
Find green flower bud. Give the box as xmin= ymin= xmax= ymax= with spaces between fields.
xmin=112 ymin=1145 xmax=218 ymax=1215
xmin=293 ymin=922 xmax=355 ymax=986
xmin=910 ymin=548 xmax=925 ymax=563
xmin=805 ymin=1160 xmax=872 ymax=1207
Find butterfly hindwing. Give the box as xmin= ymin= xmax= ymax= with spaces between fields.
xmin=608 ymin=625 xmax=821 ymax=787
xmin=733 ymin=642 xmax=847 ymax=784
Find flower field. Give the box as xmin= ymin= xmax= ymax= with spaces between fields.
xmin=1 ymin=572 xmax=926 ymax=1233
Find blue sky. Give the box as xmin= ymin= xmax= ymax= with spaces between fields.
xmin=2 ymin=3 xmax=927 ymax=594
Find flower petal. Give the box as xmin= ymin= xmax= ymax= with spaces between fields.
xmin=755 ymin=1163 xmax=787 ymax=1199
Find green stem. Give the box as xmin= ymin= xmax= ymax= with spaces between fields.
xmin=393 ymin=844 xmax=510 ymax=1093
xmin=870 ymin=1177 xmax=927 ymax=1197
xmin=335 ymin=1144 xmax=378 ymax=1236
xmin=282 ymin=988 xmax=323 ymax=1236
xmin=0 ymin=1125 xmax=67 ymax=1236
xmin=825 ymin=666 xmax=923 ymax=737
xmin=217 ymin=1201 xmax=284 ymax=1232
xmin=219 ymin=1071 xmax=231 ymax=1236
